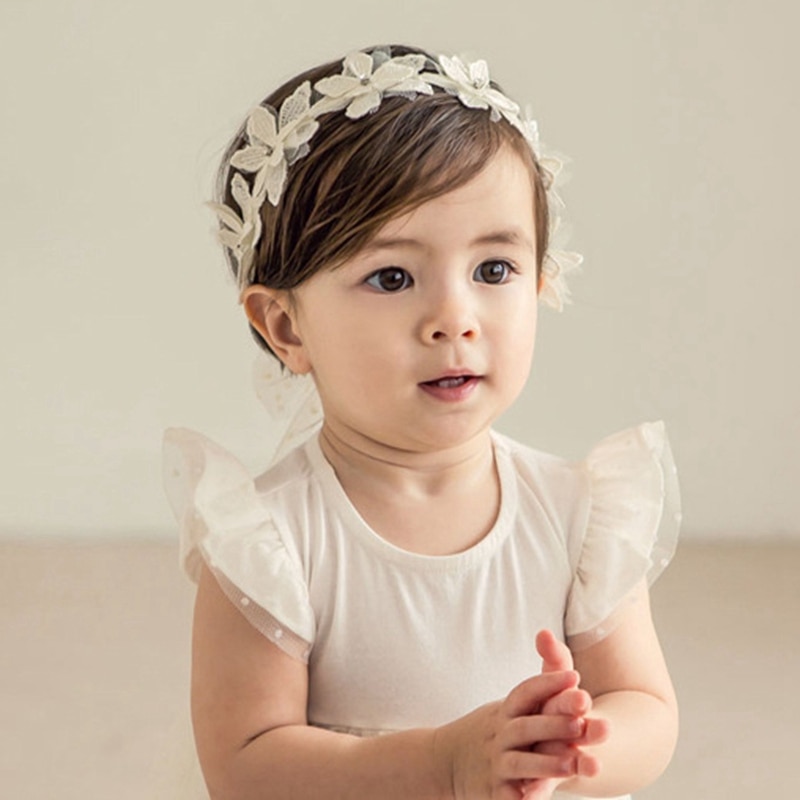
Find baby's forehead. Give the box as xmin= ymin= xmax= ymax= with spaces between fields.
xmin=375 ymin=147 xmax=538 ymax=222
xmin=352 ymin=161 xmax=537 ymax=262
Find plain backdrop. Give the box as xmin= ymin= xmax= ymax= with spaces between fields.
xmin=1 ymin=0 xmax=798 ymax=539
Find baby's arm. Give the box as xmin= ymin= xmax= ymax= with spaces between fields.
xmin=191 ymin=565 xmax=601 ymax=800
xmin=537 ymin=583 xmax=678 ymax=797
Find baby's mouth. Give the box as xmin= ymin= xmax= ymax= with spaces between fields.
xmin=423 ymin=376 xmax=472 ymax=389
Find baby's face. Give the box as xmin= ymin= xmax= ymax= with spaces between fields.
xmin=287 ymin=147 xmax=540 ymax=455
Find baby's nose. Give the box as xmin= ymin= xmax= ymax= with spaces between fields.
xmin=420 ymin=290 xmax=480 ymax=342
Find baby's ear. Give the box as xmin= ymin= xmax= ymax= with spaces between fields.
xmin=241 ymin=285 xmax=312 ymax=374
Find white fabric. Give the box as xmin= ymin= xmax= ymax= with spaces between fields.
xmin=163 ymin=421 xmax=679 ymax=800
xmin=565 ymin=421 xmax=681 ymax=650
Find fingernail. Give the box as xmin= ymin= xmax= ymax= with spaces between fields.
xmin=570 ymin=718 xmax=587 ymax=737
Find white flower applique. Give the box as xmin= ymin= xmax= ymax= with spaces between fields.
xmin=438 ymin=55 xmax=521 ymax=123
xmin=315 ymin=51 xmax=433 ymax=119
xmin=208 ymin=82 xmax=321 ymax=280
xmin=229 ymin=81 xmax=320 ymax=206
xmin=541 ymin=214 xmax=583 ymax=312
xmin=516 ymin=111 xmax=541 ymax=155
xmin=208 ymin=172 xmax=262 ymax=280
xmin=540 ymin=249 xmax=583 ymax=311
xmin=532 ymin=155 xmax=581 ymax=311
xmin=539 ymin=154 xmax=566 ymax=201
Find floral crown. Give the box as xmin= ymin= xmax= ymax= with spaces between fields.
xmin=211 ymin=47 xmax=581 ymax=311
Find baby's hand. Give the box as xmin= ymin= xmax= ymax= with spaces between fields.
xmin=536 ymin=629 xmax=607 ymax=745
xmin=438 ymin=669 xmax=588 ymax=800
xmin=519 ymin=631 xmax=609 ymax=800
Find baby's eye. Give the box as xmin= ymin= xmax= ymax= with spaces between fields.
xmin=474 ymin=260 xmax=514 ymax=284
xmin=365 ymin=267 xmax=413 ymax=293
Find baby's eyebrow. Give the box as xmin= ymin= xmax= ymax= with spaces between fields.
xmin=471 ymin=229 xmax=535 ymax=252
xmin=362 ymin=228 xmax=534 ymax=254
xmin=361 ymin=236 xmax=424 ymax=253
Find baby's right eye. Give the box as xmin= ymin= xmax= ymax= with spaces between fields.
xmin=365 ymin=268 xmax=412 ymax=293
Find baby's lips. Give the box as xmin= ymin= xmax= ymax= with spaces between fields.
xmin=420 ymin=366 xmax=479 ymax=383
xmin=421 ymin=374 xmax=474 ymax=387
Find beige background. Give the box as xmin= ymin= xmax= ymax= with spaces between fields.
xmin=1 ymin=1 xmax=798 ymax=538
xmin=1 ymin=4 xmax=799 ymax=799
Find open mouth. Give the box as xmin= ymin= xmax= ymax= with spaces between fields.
xmin=423 ymin=376 xmax=472 ymax=389
xmin=419 ymin=374 xmax=481 ymax=401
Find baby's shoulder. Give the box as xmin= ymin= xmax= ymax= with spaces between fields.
xmin=492 ymin=431 xmax=592 ymax=542
xmin=494 ymin=421 xmax=672 ymax=488
xmin=493 ymin=430 xmax=588 ymax=495
xmin=249 ymin=440 xmax=330 ymax=536
xmin=493 ymin=421 xmax=676 ymax=531
xmin=253 ymin=440 xmax=316 ymax=498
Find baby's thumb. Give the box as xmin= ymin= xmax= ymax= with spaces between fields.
xmin=536 ymin=629 xmax=574 ymax=673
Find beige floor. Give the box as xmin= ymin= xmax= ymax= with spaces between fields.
xmin=1 ymin=540 xmax=798 ymax=799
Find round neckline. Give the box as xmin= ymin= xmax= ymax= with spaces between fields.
xmin=303 ymin=431 xmax=516 ymax=573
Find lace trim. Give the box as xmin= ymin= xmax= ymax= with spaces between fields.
xmin=566 ymin=581 xmax=645 ymax=652
xmin=208 ymin=560 xmax=312 ymax=663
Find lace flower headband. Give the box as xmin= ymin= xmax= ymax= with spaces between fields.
xmin=211 ymin=48 xmax=581 ymax=310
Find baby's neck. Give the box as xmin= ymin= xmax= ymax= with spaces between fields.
xmin=319 ymin=423 xmax=494 ymax=493
xmin=318 ymin=424 xmax=500 ymax=556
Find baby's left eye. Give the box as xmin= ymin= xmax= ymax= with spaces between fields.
xmin=474 ymin=260 xmax=513 ymax=284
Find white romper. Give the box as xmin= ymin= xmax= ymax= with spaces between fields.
xmin=164 ymin=421 xmax=680 ymax=800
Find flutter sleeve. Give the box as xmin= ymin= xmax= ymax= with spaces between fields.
xmin=565 ymin=421 xmax=681 ymax=651
xmin=163 ymin=427 xmax=315 ymax=662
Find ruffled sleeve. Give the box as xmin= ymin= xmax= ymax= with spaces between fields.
xmin=162 ymin=427 xmax=315 ymax=662
xmin=565 ymin=421 xmax=680 ymax=650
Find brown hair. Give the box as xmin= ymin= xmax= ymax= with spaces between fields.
xmin=216 ymin=45 xmax=550 ymax=354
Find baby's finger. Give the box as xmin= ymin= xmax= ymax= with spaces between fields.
xmin=575 ymin=751 xmax=602 ymax=778
xmin=535 ymin=739 xmax=603 ymax=778
xmin=535 ymin=739 xmax=577 ymax=758
xmin=538 ymin=715 xmax=609 ymax=747
xmin=503 ymin=671 xmax=579 ymax=718
xmin=500 ymin=713 xmax=585 ymax=750
xmin=536 ymin=629 xmax=574 ymax=673
xmin=540 ymin=687 xmax=592 ymax=717
xmin=496 ymin=749 xmax=577 ymax=782
xmin=576 ymin=716 xmax=611 ymax=747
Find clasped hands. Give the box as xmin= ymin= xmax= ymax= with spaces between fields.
xmin=441 ymin=630 xmax=609 ymax=800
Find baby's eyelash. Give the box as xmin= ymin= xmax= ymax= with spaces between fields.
xmin=473 ymin=259 xmax=518 ymax=284
xmin=364 ymin=267 xmax=413 ymax=293
xmin=363 ymin=260 xmax=520 ymax=292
